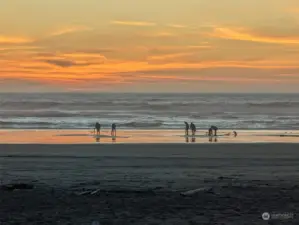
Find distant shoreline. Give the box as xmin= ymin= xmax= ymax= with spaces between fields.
xmin=0 ymin=128 xmax=298 ymax=130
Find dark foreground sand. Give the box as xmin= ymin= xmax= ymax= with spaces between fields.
xmin=1 ymin=144 xmax=299 ymax=224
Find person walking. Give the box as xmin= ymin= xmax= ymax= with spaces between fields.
xmin=190 ymin=122 xmax=196 ymax=136
xmin=94 ymin=122 xmax=101 ymax=135
xmin=184 ymin=122 xmax=189 ymax=136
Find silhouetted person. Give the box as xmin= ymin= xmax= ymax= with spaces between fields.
xmin=208 ymin=128 xmax=213 ymax=136
xmin=233 ymin=131 xmax=237 ymax=137
xmin=190 ymin=122 xmax=196 ymax=135
xmin=184 ymin=122 xmax=189 ymax=136
xmin=111 ymin=123 xmax=116 ymax=136
xmin=210 ymin=125 xmax=218 ymax=136
xmin=94 ymin=122 xmax=101 ymax=135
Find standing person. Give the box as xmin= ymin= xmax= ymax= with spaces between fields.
xmin=190 ymin=122 xmax=196 ymax=136
xmin=208 ymin=127 xmax=213 ymax=137
xmin=111 ymin=123 xmax=116 ymax=136
xmin=210 ymin=125 xmax=218 ymax=136
xmin=184 ymin=122 xmax=189 ymax=136
xmin=94 ymin=122 xmax=101 ymax=135
xmin=208 ymin=127 xmax=213 ymax=136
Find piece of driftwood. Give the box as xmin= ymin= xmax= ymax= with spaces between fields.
xmin=77 ymin=190 xmax=91 ymax=196
xmin=90 ymin=189 xmax=100 ymax=195
xmin=180 ymin=187 xmax=213 ymax=196
xmin=73 ymin=189 xmax=101 ymax=196
xmin=0 ymin=183 xmax=34 ymax=191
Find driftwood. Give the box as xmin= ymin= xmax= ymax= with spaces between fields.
xmin=74 ymin=189 xmax=101 ymax=196
xmin=0 ymin=183 xmax=34 ymax=191
xmin=90 ymin=189 xmax=100 ymax=195
xmin=180 ymin=187 xmax=213 ymax=196
xmin=76 ymin=190 xmax=91 ymax=196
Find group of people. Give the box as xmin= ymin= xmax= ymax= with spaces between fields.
xmin=184 ymin=122 xmax=197 ymax=136
xmin=184 ymin=122 xmax=219 ymax=136
xmin=184 ymin=122 xmax=237 ymax=137
xmin=94 ymin=121 xmax=237 ymax=138
xmin=94 ymin=122 xmax=116 ymax=136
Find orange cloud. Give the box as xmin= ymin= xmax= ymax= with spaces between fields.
xmin=0 ymin=35 xmax=34 ymax=44
xmin=0 ymin=46 xmax=41 ymax=51
xmin=148 ymin=32 xmax=176 ymax=37
xmin=110 ymin=20 xmax=156 ymax=26
xmin=137 ymin=74 xmax=286 ymax=83
xmin=187 ymin=45 xmax=212 ymax=49
xmin=2 ymin=43 xmax=299 ymax=91
xmin=62 ymin=53 xmax=107 ymax=60
xmin=167 ymin=24 xmax=188 ymax=29
xmin=147 ymin=52 xmax=195 ymax=61
xmin=49 ymin=26 xmax=92 ymax=36
xmin=209 ymin=27 xmax=299 ymax=44
xmin=136 ymin=32 xmax=177 ymax=38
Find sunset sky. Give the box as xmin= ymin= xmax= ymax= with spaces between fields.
xmin=1 ymin=0 xmax=299 ymax=92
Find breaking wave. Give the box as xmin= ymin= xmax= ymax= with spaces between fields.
xmin=1 ymin=93 xmax=299 ymax=130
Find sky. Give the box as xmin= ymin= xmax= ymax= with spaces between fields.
xmin=1 ymin=0 xmax=299 ymax=92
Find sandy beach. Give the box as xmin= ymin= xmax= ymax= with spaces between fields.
xmin=1 ymin=129 xmax=299 ymax=144
xmin=1 ymin=143 xmax=299 ymax=224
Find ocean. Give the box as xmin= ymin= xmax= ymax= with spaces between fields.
xmin=0 ymin=93 xmax=298 ymax=130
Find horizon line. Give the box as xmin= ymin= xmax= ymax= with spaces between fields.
xmin=0 ymin=91 xmax=299 ymax=94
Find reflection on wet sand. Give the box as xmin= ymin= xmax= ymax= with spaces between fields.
xmin=94 ymin=136 xmax=116 ymax=143
xmin=184 ymin=137 xmax=196 ymax=143
xmin=209 ymin=136 xmax=218 ymax=142
xmin=185 ymin=136 xmax=218 ymax=143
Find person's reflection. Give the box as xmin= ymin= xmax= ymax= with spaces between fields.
xmin=209 ymin=136 xmax=218 ymax=142
xmin=191 ymin=137 xmax=196 ymax=143
xmin=185 ymin=137 xmax=189 ymax=143
xmin=96 ymin=137 xmax=100 ymax=142
xmin=112 ymin=137 xmax=116 ymax=143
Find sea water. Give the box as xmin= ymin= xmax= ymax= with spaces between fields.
xmin=0 ymin=93 xmax=298 ymax=130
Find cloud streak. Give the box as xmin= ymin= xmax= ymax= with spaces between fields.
xmin=0 ymin=35 xmax=34 ymax=44
xmin=167 ymin=24 xmax=188 ymax=29
xmin=110 ymin=20 xmax=156 ymax=27
xmin=49 ymin=26 xmax=92 ymax=37
xmin=209 ymin=27 xmax=299 ymax=45
xmin=43 ymin=59 xmax=92 ymax=68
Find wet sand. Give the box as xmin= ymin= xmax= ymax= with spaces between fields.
xmin=1 ymin=143 xmax=299 ymax=224
xmin=1 ymin=182 xmax=298 ymax=225
xmin=1 ymin=129 xmax=299 ymax=143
